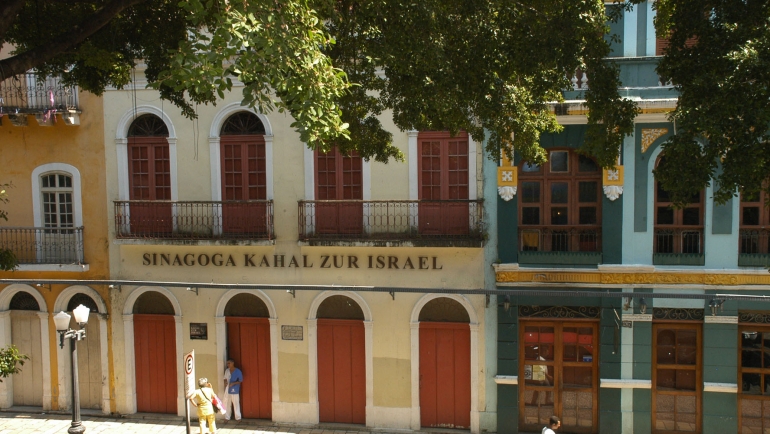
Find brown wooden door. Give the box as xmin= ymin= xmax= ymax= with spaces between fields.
xmin=226 ymin=317 xmax=272 ymax=419
xmin=221 ymin=136 xmax=268 ymax=236
xmin=317 ymin=319 xmax=365 ymax=424
xmin=134 ymin=314 xmax=177 ymax=414
xmin=519 ymin=321 xmax=599 ymax=434
xmin=128 ymin=137 xmax=172 ymax=235
xmin=738 ymin=326 xmax=770 ymax=433
xmin=418 ymin=132 xmax=470 ymax=235
xmin=652 ymin=323 xmax=702 ymax=434
xmin=315 ymin=148 xmax=363 ymax=235
xmin=419 ymin=322 xmax=471 ymax=429
xmin=10 ymin=311 xmax=43 ymax=407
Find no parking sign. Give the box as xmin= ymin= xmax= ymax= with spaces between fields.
xmin=184 ymin=350 xmax=195 ymax=398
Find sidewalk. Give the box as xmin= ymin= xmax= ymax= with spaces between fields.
xmin=0 ymin=411 xmax=464 ymax=434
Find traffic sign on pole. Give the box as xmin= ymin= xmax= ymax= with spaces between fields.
xmin=183 ymin=350 xmax=195 ymax=434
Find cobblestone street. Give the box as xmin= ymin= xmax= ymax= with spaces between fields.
xmin=0 ymin=411 xmax=433 ymax=434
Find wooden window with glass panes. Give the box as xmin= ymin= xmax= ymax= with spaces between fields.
xmin=40 ymin=173 xmax=74 ymax=232
xmin=654 ymin=157 xmax=704 ymax=254
xmin=740 ymin=190 xmax=770 ymax=254
xmin=739 ymin=326 xmax=770 ymax=433
xmin=518 ymin=149 xmax=602 ymax=252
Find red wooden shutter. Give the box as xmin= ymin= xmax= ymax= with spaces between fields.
xmin=315 ymin=149 xmax=363 ymax=234
xmin=417 ymin=132 xmax=470 ymax=235
xmin=128 ymin=137 xmax=172 ymax=234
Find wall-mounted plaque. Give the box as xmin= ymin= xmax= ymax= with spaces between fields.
xmin=281 ymin=325 xmax=303 ymax=341
xmin=190 ymin=323 xmax=208 ymax=340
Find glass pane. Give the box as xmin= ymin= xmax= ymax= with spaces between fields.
xmin=658 ymin=345 xmax=676 ymax=364
xmin=563 ymin=366 xmax=593 ymax=387
xmin=742 ymin=350 xmax=762 ymax=368
xmin=657 ymin=182 xmax=670 ymax=202
xmin=658 ymin=329 xmax=676 ymax=345
xmin=522 ymin=207 xmax=540 ymax=225
xmin=578 ymin=181 xmax=598 ymax=202
xmin=742 ymin=398 xmax=761 ymax=417
xmin=657 ymin=369 xmax=677 ymax=390
xmin=675 ymin=370 xmax=696 ymax=390
xmin=551 ymin=208 xmax=568 ymax=225
xmin=551 ymin=182 xmax=569 ymax=203
xmin=682 ymin=207 xmax=700 ymax=225
xmin=657 ymin=207 xmax=674 ymax=224
xmin=551 ymin=151 xmax=568 ymax=172
xmin=522 ymin=182 xmax=540 ymax=203
xmin=522 ymin=162 xmax=540 ymax=173
xmin=578 ymin=155 xmax=598 ymax=172
xmin=524 ymin=364 xmax=554 ymax=386
xmin=579 ymin=207 xmax=597 ymax=225
xmin=765 ymin=374 xmax=770 ymax=394
xmin=743 ymin=373 xmax=761 ymax=394
xmin=744 ymin=207 xmax=761 ymax=225
xmin=563 ymin=344 xmax=577 ymax=362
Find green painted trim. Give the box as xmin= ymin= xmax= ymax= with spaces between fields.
xmin=653 ymin=253 xmax=705 ymax=266
xmin=738 ymin=254 xmax=770 ymax=267
xmin=603 ymin=194 xmax=623 ymax=264
xmin=634 ymin=123 xmax=674 ymax=233
xmin=636 ymin=1 xmax=647 ymax=56
xmin=517 ymin=251 xmax=602 ymax=265
xmin=498 ymin=196 xmax=518 ymax=263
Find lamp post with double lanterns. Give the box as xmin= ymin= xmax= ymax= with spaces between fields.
xmin=54 ymin=304 xmax=91 ymax=434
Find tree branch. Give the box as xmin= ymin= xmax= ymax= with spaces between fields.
xmin=0 ymin=0 xmax=25 ymax=42
xmin=0 ymin=0 xmax=150 ymax=80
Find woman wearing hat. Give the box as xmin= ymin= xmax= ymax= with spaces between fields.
xmin=189 ymin=377 xmax=220 ymax=434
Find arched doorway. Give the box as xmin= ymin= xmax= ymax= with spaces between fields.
xmin=224 ymin=293 xmax=272 ymax=419
xmin=132 ymin=290 xmax=177 ymax=413
xmin=9 ymin=291 xmax=44 ymax=407
xmin=316 ymin=295 xmax=366 ymax=424
xmin=417 ymin=297 xmax=471 ymax=429
xmin=127 ymin=114 xmax=172 ymax=235
xmin=66 ymin=293 xmax=102 ymax=410
xmin=219 ymin=112 xmax=270 ymax=237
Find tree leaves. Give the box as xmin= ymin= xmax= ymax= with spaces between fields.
xmin=0 ymin=345 xmax=28 ymax=381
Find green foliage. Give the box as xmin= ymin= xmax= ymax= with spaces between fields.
xmin=2 ymin=0 xmax=637 ymax=163
xmin=648 ymin=0 xmax=770 ymax=205
xmin=0 ymin=345 xmax=28 ymax=381
xmin=0 ymin=184 xmax=17 ymax=272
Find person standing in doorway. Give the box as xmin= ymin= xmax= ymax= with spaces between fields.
xmin=543 ymin=415 xmax=561 ymax=434
xmin=223 ymin=358 xmax=243 ymax=420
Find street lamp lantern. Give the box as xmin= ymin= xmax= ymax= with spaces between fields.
xmin=55 ymin=304 xmax=90 ymax=434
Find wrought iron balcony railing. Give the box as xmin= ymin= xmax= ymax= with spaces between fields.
xmin=114 ymin=200 xmax=274 ymax=240
xmin=297 ymin=200 xmax=484 ymax=243
xmin=0 ymin=227 xmax=85 ymax=264
xmin=740 ymin=229 xmax=770 ymax=254
xmin=0 ymin=73 xmax=79 ymax=113
xmin=519 ymin=227 xmax=601 ymax=252
xmin=654 ymin=228 xmax=703 ymax=254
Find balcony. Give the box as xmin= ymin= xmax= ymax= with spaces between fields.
xmin=518 ymin=227 xmax=602 ymax=265
xmin=114 ymin=200 xmax=274 ymax=243
xmin=654 ymin=228 xmax=704 ymax=265
xmin=0 ymin=73 xmax=80 ymax=126
xmin=298 ymin=200 xmax=484 ymax=247
xmin=0 ymin=227 xmax=84 ymax=265
xmin=739 ymin=229 xmax=770 ymax=267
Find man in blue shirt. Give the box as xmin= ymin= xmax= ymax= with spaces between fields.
xmin=222 ymin=358 xmax=243 ymax=420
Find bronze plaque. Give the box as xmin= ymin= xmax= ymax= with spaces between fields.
xmin=190 ymin=323 xmax=208 ymax=340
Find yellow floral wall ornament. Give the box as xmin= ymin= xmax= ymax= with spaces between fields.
xmin=498 ymin=150 xmax=517 ymax=201
xmin=641 ymin=128 xmax=668 ymax=153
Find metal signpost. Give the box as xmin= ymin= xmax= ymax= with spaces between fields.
xmin=184 ymin=350 xmax=195 ymax=434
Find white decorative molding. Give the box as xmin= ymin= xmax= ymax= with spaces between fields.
xmin=603 ymin=185 xmax=624 ymax=201
xmin=497 ymin=186 xmax=517 ymax=201
xmin=407 ymin=131 xmax=419 ymax=201
xmin=704 ymin=382 xmax=738 ymax=393
xmin=15 ymin=264 xmax=89 ymax=272
xmin=494 ymin=375 xmax=518 ymax=385
xmin=622 ymin=314 xmax=652 ymax=322
xmin=600 ymin=379 xmax=652 ymax=389
xmin=704 ymin=315 xmax=738 ymax=324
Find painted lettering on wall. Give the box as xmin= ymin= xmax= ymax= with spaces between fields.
xmin=141 ymin=253 xmax=443 ymax=270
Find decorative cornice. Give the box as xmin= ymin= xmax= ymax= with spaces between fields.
xmin=496 ymin=267 xmax=770 ymax=286
xmin=519 ymin=305 xmax=601 ymax=319
xmin=739 ymin=312 xmax=770 ymax=324
xmin=653 ymin=308 xmax=704 ymax=321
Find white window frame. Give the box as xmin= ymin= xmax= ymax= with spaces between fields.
xmin=32 ymin=163 xmax=83 ymax=228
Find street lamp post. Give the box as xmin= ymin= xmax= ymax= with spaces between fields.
xmin=54 ymin=304 xmax=91 ymax=434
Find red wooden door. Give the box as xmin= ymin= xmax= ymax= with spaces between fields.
xmin=226 ymin=317 xmax=272 ymax=419
xmin=221 ymin=136 xmax=268 ymax=236
xmin=317 ymin=319 xmax=366 ymax=424
xmin=419 ymin=322 xmax=471 ymax=429
xmin=418 ymin=132 xmax=470 ymax=235
xmin=128 ymin=137 xmax=172 ymax=235
xmin=315 ymin=149 xmax=363 ymax=235
xmin=133 ymin=314 xmax=177 ymax=413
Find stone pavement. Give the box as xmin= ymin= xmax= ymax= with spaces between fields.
xmin=0 ymin=411 xmax=464 ymax=434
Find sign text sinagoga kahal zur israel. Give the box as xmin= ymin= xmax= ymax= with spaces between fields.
xmin=142 ymin=253 xmax=443 ymax=270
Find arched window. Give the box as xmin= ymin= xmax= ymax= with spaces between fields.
xmin=654 ymin=157 xmax=704 ymax=256
xmin=739 ymin=190 xmax=770 ymax=255
xmin=40 ymin=172 xmax=74 ymax=229
xmin=518 ymin=149 xmax=602 ymax=252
